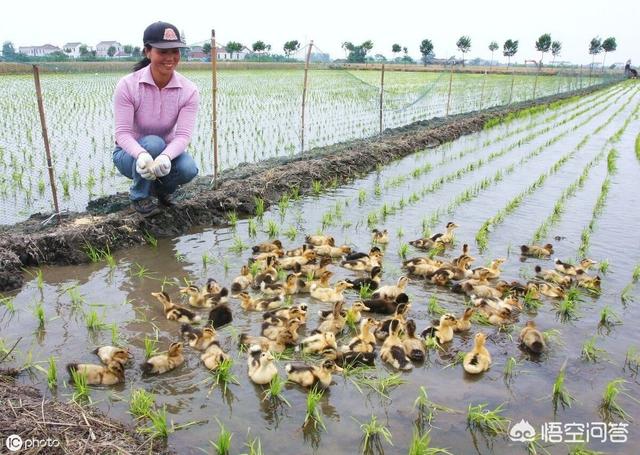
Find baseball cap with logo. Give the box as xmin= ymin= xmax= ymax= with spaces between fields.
xmin=143 ymin=21 xmax=187 ymax=49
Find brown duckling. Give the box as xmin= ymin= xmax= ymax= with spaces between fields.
xmin=460 ymin=281 xmax=502 ymax=299
xmin=463 ymin=332 xmax=491 ymax=374
xmin=427 ymin=269 xmax=455 ymax=286
xmin=260 ymin=273 xmax=304 ymax=296
xmin=534 ymin=266 xmax=572 ymax=287
xmin=318 ymin=301 xmax=369 ymax=323
xmin=285 ymin=359 xmax=343 ymax=388
xmin=315 ymin=302 xmax=346 ymax=334
xmin=372 ymin=228 xmax=390 ymax=244
xmin=301 ymin=331 xmax=337 ymax=354
xmin=93 ymin=346 xmax=133 ymax=366
xmin=286 ymin=243 xmax=313 ymax=257
xmin=252 ymin=239 xmax=283 ymax=254
xmin=141 ymin=342 xmax=184 ymax=375
xmin=519 ymin=321 xmax=546 ymax=354
xmin=345 ymin=266 xmax=382 ymax=291
xmin=364 ymin=293 xmax=409 ymax=315
xmin=266 ymin=304 xmax=308 ymax=324
xmin=402 ymin=319 xmax=426 ymax=362
xmin=179 ymin=285 xmax=211 ymax=308
xmin=247 ymin=345 xmax=278 ymax=385
xmin=180 ymin=324 xmax=218 ymax=351
xmin=315 ymin=244 xmax=352 ymax=258
xmin=555 ymin=258 xmax=597 ymax=276
xmin=237 ymin=292 xmax=283 ymax=311
xmin=341 ymin=250 xmax=383 ymax=271
xmin=375 ymin=302 xmax=411 ymax=341
xmin=305 ymin=234 xmax=335 ymax=246
xmin=405 ymin=261 xmax=440 ymax=278
xmin=520 ymin=243 xmax=554 ymax=258
xmin=253 ymin=249 xmax=285 ymax=262
xmin=381 ymin=319 xmax=413 ymax=370
xmin=342 ymin=318 xmax=379 ymax=353
xmin=261 ymin=316 xmax=303 ymax=342
xmin=409 ymin=222 xmax=459 ymax=249
xmin=454 ymin=308 xmax=475 ymax=332
xmin=310 ymin=280 xmax=353 ymax=303
xmin=200 ymin=341 xmax=230 ymax=370
xmin=372 ymin=276 xmax=409 ymax=300
xmin=278 ymin=250 xmax=317 ymax=270
xmin=421 ymin=313 xmax=457 ymax=344
xmin=534 ymin=281 xmax=565 ymax=299
xmin=574 ymin=270 xmax=601 ymax=291
xmin=439 ymin=255 xmax=475 ymax=280
xmin=344 ymin=246 xmax=383 ymax=262
xmin=231 ymin=265 xmax=253 ymax=294
xmin=471 ymin=258 xmax=506 ymax=280
xmin=239 ymin=330 xmax=297 ymax=353
xmin=152 ymin=291 xmax=201 ymax=323
xmin=67 ymin=361 xmax=124 ymax=385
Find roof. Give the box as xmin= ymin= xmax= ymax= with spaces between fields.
xmin=96 ymin=41 xmax=121 ymax=46
xmin=63 ymin=42 xmax=82 ymax=47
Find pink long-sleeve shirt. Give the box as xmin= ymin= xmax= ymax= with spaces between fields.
xmin=113 ymin=65 xmax=199 ymax=160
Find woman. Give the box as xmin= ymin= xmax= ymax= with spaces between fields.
xmin=113 ymin=21 xmax=199 ymax=216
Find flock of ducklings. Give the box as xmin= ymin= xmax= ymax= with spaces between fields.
xmin=66 ymin=222 xmax=602 ymax=390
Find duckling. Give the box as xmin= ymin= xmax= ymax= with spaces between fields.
xmin=519 ymin=321 xmax=546 ymax=354
xmin=454 ymin=308 xmax=475 ymax=332
xmin=262 ymin=317 xmax=303 ymax=343
xmin=345 ymin=301 xmax=370 ymax=324
xmin=231 ymin=265 xmax=253 ymax=294
xmin=451 ymin=244 xmax=473 ymax=268
xmin=329 ymin=349 xmax=377 ymax=367
xmin=205 ymin=278 xmax=223 ymax=295
xmin=402 ymin=319 xmax=426 ymax=362
xmin=315 ymin=244 xmax=352 ymax=258
xmin=316 ymin=302 xmax=346 ymax=334
xmin=409 ymin=222 xmax=459 ymax=249
xmin=92 ymin=346 xmax=133 ymax=366
xmin=152 ymin=291 xmax=201 ymax=323
xmin=535 ymin=281 xmax=565 ymax=299
xmin=200 ymin=341 xmax=230 ymax=370
xmin=372 ymin=276 xmax=409 ymax=300
xmin=252 ymin=239 xmax=283 ymax=254
xmin=372 ymin=229 xmax=389 ymax=244
xmin=207 ymin=300 xmax=233 ymax=329
xmin=67 ymin=361 xmax=124 ymax=385
xmin=301 ymin=331 xmax=337 ymax=355
xmin=278 ymin=250 xmax=316 ymax=270
xmin=260 ymin=274 xmax=304 ymax=296
xmin=310 ymin=280 xmax=353 ymax=303
xmin=555 ymin=258 xmax=597 ymax=276
xmin=342 ymin=318 xmax=379 ymax=353
xmin=405 ymin=261 xmax=440 ymax=278
xmin=463 ymin=332 xmax=491 ymax=374
xmin=253 ymin=249 xmax=284 ymax=262
xmin=363 ymin=293 xmax=409 ymax=315
xmin=471 ymin=258 xmax=506 ymax=280
xmin=266 ymin=304 xmax=308 ymax=324
xmin=375 ymin=302 xmax=411 ymax=341
xmin=381 ymin=319 xmax=413 ymax=370
xmin=179 ymin=285 xmax=211 ymax=308
xmin=439 ymin=255 xmax=475 ymax=280
xmin=239 ymin=330 xmax=297 ymax=353
xmin=297 ymin=270 xmax=333 ymax=293
xmin=180 ymin=324 xmax=218 ymax=351
xmin=345 ymin=266 xmax=382 ymax=291
xmin=305 ymin=234 xmax=334 ymax=246
xmin=473 ymin=300 xmax=513 ymax=325
xmin=141 ymin=342 xmax=184 ymax=375
xmin=427 ymin=269 xmax=455 ymax=286
xmin=297 ymin=257 xmax=333 ymax=278
xmin=253 ymin=257 xmax=278 ymax=287
xmin=574 ymin=270 xmax=601 ymax=291
xmin=345 ymin=246 xmax=382 ymax=262
xmin=286 ymin=243 xmax=313 ymax=257
xmin=341 ymin=250 xmax=383 ymax=271
xmin=286 ymin=360 xmax=343 ymax=388
xmin=534 ymin=266 xmax=572 ymax=287
xmin=460 ymin=281 xmax=502 ymax=299
xmin=237 ymin=292 xmax=283 ymax=311
xmin=471 ymin=294 xmax=521 ymax=313
xmin=421 ymin=313 xmax=457 ymax=344
xmin=247 ymin=345 xmax=278 ymax=385
xmin=520 ymin=243 xmax=554 ymax=258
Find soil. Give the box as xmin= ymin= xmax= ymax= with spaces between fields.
xmin=0 ymin=82 xmax=615 ymax=293
xmin=0 ymin=374 xmax=173 ymax=454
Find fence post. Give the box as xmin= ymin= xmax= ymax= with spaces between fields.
xmin=445 ymin=63 xmax=454 ymax=117
xmin=379 ymin=63 xmax=385 ymax=135
xmin=32 ymin=65 xmax=60 ymax=221
xmin=508 ymin=70 xmax=516 ymax=105
xmin=300 ymin=40 xmax=313 ymax=153
xmin=211 ymin=29 xmax=219 ymax=187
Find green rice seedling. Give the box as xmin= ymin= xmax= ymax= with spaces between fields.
xmin=321 ymin=212 xmax=334 ymax=229
xmin=229 ymin=236 xmax=248 ymax=254
xmin=249 ymin=261 xmax=261 ymax=278
xmin=606 ymin=148 xmax=618 ymax=173
xmin=555 ymin=294 xmax=579 ymax=322
xmin=247 ymin=218 xmax=258 ymax=237
xmin=427 ymin=296 xmax=445 ymax=316
xmin=140 ymin=405 xmax=171 ymax=439
xmin=523 ymin=290 xmax=543 ymax=312
xmin=35 ymin=269 xmax=44 ymax=290
xmin=210 ymin=358 xmax=239 ymax=394
xmin=304 ymin=385 xmax=325 ymax=430
xmin=289 ymin=186 xmax=300 ymax=200
xmin=85 ymin=309 xmax=106 ymax=330
xmin=581 ymin=336 xmax=605 ymax=362
xmin=466 ymin=403 xmax=509 ymax=437
xmin=598 ymin=259 xmax=610 ymax=273
xmin=358 ymin=189 xmax=367 ymax=205
xmin=254 ymin=197 xmax=265 ymax=218
xmin=424 ymin=336 xmax=445 ymax=351
xmin=312 ymin=180 xmax=322 ymax=195
xmin=361 ymin=373 xmax=406 ymax=399
xmin=599 ymin=306 xmax=622 ymax=327
xmin=551 ymin=364 xmax=574 ymax=412
xmin=70 ymin=368 xmax=90 ymax=403
xmin=226 ymin=210 xmax=238 ymax=228
xmin=444 ymin=351 xmax=466 ymax=369
xmin=359 ymin=283 xmax=374 ymax=300
xmin=284 ymin=225 xmax=298 ymax=241
xmin=471 ymin=312 xmax=492 ymax=326
xmin=542 ymin=329 xmax=563 ymax=346
xmin=503 ymin=357 xmax=519 ymax=383
xmin=413 ymin=386 xmax=456 ymax=429
xmin=621 ymin=284 xmax=634 ymax=304
xmin=244 ymin=436 xmax=263 ymax=455
xmin=567 ymin=444 xmax=605 ymax=455
xmin=211 ymin=418 xmax=233 ymax=455
xmin=408 ymin=429 xmax=453 ymax=455
xmin=600 ymin=378 xmax=637 ymax=421
xmin=398 ymin=243 xmax=409 ymax=260
xmin=374 ymin=183 xmax=382 ymax=197
xmin=102 ymin=246 xmax=116 ymax=269
xmin=266 ymin=220 xmax=279 ymax=238
xmin=367 ymin=212 xmax=378 ymax=227
xmin=34 ymin=301 xmax=45 ymax=328
xmin=397 ymin=227 xmax=404 ymax=238
xmin=0 ymin=296 xmax=16 ymax=315
xmin=278 ymin=195 xmax=290 ymax=217
xmin=175 ymin=252 xmax=186 ymax=262
xmin=263 ymin=374 xmax=290 ymax=407
xmin=84 ymin=242 xmax=102 ymax=263
xmin=633 ymin=265 xmax=640 ymax=283
xmin=142 ymin=230 xmax=158 ymax=248
xmin=132 ymin=263 xmax=154 ymax=279
xmin=624 ymin=346 xmax=640 ymax=376
xmin=355 ymin=415 xmax=393 ymax=453
xmin=144 ymin=335 xmax=158 ymax=359
xmin=129 ymin=388 xmax=155 ymax=419
xmin=46 ymin=355 xmax=57 ymax=389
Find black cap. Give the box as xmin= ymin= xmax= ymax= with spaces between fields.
xmin=143 ymin=21 xmax=187 ymax=49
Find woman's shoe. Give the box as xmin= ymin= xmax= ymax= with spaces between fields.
xmin=132 ymin=198 xmax=161 ymax=217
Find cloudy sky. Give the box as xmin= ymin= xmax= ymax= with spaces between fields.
xmin=2 ymin=0 xmax=638 ymax=65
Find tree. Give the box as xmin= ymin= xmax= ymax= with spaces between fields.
xmin=588 ymin=37 xmax=602 ymax=70
xmin=202 ymin=42 xmax=211 ymax=56
xmin=535 ymin=33 xmax=551 ymax=65
xmin=601 ymin=37 xmax=617 ymax=70
xmin=392 ymin=43 xmax=401 ymax=59
xmin=226 ymin=41 xmax=244 ymax=59
xmin=283 ymin=40 xmax=300 ymax=57
xmin=123 ymin=44 xmax=133 ymax=55
xmin=79 ymin=44 xmax=89 ymax=56
xmin=2 ymin=41 xmax=16 ymax=60
xmin=456 ymin=36 xmax=471 ymax=66
xmin=419 ymin=39 xmax=434 ymax=66
xmin=252 ymin=40 xmax=267 ymax=53
xmin=551 ymin=41 xmax=561 ymax=64
xmin=342 ymin=40 xmax=374 ymax=63
xmin=503 ymin=39 xmax=519 ymax=66
xmin=488 ymin=41 xmax=499 ymax=66
xmin=107 ymin=46 xmax=116 ymax=58
xmin=132 ymin=46 xmax=141 ymax=58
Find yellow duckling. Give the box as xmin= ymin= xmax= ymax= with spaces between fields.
xmin=141 ymin=342 xmax=184 ymax=375
xmin=252 ymin=239 xmax=283 ymax=254
xmin=253 ymin=249 xmax=284 ymax=262
xmin=409 ymin=222 xmax=459 ymax=249
xmin=179 ymin=285 xmax=229 ymax=308
xmin=305 ymin=234 xmax=334 ymax=246
xmin=372 ymin=229 xmax=390 ymax=244
xmin=554 ymin=258 xmax=597 ymax=276
xmin=200 ymin=341 xmax=230 ymax=370
xmin=439 ymin=255 xmax=475 ymax=280
xmin=372 ymin=276 xmax=409 ymax=300
xmin=454 ymin=308 xmax=475 ymax=332
xmin=247 ymin=345 xmax=278 ymax=385
xmin=520 ymin=243 xmax=554 ymax=258
xmin=310 ymin=280 xmax=353 ymax=303
xmin=92 ymin=346 xmax=132 ymax=366
xmin=471 ymin=258 xmax=506 ymax=280
xmin=260 ymin=274 xmax=304 ymax=296
xmin=375 ymin=302 xmax=411 ymax=341
xmin=301 ymin=331 xmax=337 ymax=354
xmin=318 ymin=301 xmax=369 ymax=324
xmin=574 ymin=270 xmax=601 ymax=291
xmin=297 ymin=257 xmax=333 ymax=278
xmin=152 ymin=291 xmax=201 ymax=323
xmin=277 ymin=250 xmax=317 ymax=270
xmin=267 ymin=304 xmax=308 ymax=324
xmin=239 ymin=330 xmax=297 ymax=353
xmin=463 ymin=332 xmax=491 ymax=374
xmin=473 ymin=300 xmax=513 ymax=325
xmin=261 ymin=316 xmax=303 ymax=342
xmin=67 ymin=361 xmax=124 ymax=385
xmin=237 ymin=292 xmax=283 ymax=311
xmin=315 ymin=244 xmax=352 ymax=258
xmin=535 ymin=281 xmax=565 ymax=299
xmin=460 ymin=281 xmax=502 ymax=299
xmin=427 ymin=269 xmax=455 ymax=286
xmin=180 ymin=324 xmax=218 ymax=351
xmin=316 ymin=302 xmax=346 ymax=334
xmin=341 ymin=250 xmax=383 ymax=271
xmin=405 ymin=260 xmax=440 ymax=278
xmin=342 ymin=317 xmax=379 ymax=353
xmin=231 ymin=265 xmax=253 ymax=294
xmin=285 ymin=359 xmax=343 ymax=388
xmin=519 ymin=321 xmax=546 ymax=354
xmin=402 ymin=319 xmax=426 ymax=362
xmin=421 ymin=313 xmax=457 ymax=344
xmin=534 ymin=266 xmax=572 ymax=287
xmin=381 ymin=319 xmax=413 ymax=370
xmin=286 ymin=243 xmax=313 ymax=257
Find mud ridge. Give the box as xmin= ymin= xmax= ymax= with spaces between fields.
xmin=0 ymin=82 xmax=617 ymax=292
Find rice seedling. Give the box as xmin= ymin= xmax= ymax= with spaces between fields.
xmin=284 ymin=225 xmax=298 ymax=241
xmin=427 ymin=296 xmax=445 ymax=316
xmin=355 ymin=415 xmax=393 ymax=453
xmin=263 ymin=374 xmax=290 ymax=407
xmin=304 ymin=385 xmax=326 ymax=430
xmin=229 ymin=235 xmax=248 ymax=254
xmin=358 ymin=189 xmax=367 ymax=205
xmin=244 ymin=436 xmax=263 ymax=455
xmin=599 ymin=378 xmax=637 ymax=421
xmin=503 ymin=356 xmax=519 ymax=383
xmin=202 ymin=252 xmax=216 ymax=268
xmin=84 ymin=242 xmax=102 ymax=263
xmin=209 ymin=358 xmax=239 ymax=394
xmin=129 ymin=388 xmax=155 ymax=419
xmin=247 ymin=218 xmax=258 ymax=237
xmin=567 ymin=444 xmax=605 ymax=455
xmin=144 ymin=334 xmax=159 ymax=359
xmin=374 ymin=183 xmax=382 ymax=197
xmin=408 ymin=429 xmax=453 ymax=455
xmin=359 ymin=373 xmax=406 ymax=399
xmin=444 ymin=351 xmax=466 ymax=369
xmin=312 ymin=180 xmax=322 ymax=195
xmin=70 ymin=368 xmax=90 ymax=403
xmin=598 ymin=259 xmax=610 ymax=273
xmin=598 ymin=305 xmax=622 ymax=327
xmin=523 ymin=289 xmax=543 ymax=312
xmin=211 ymin=418 xmax=233 ymax=455
xmin=633 ymin=265 xmax=640 ymax=283
xmin=359 ymin=283 xmax=374 ymax=299
xmin=46 ymin=355 xmax=57 ymax=389
xmin=542 ymin=329 xmax=563 ymax=346
xmin=140 ymin=405 xmax=171 ymax=439
xmin=226 ymin=210 xmax=238 ymax=228
xmin=249 ymin=261 xmax=262 ymax=278
xmin=35 ymin=269 xmax=44 ymax=290
xmin=466 ymin=403 xmax=509 ymax=437
xmin=581 ymin=336 xmax=606 ymax=362
xmin=621 ymin=283 xmax=634 ymax=304
xmin=34 ymin=301 xmax=45 ymax=328
xmin=551 ymin=364 xmax=574 ymax=412
xmin=84 ymin=309 xmax=106 ymax=330
xmin=0 ymin=296 xmax=16 ymax=315
xmin=266 ymin=219 xmax=279 ymax=238
xmin=132 ymin=263 xmax=154 ymax=279
xmin=142 ymin=230 xmax=158 ymax=248
xmin=623 ymin=346 xmax=640 ymax=376
xmin=413 ymin=386 xmax=455 ymax=429
xmin=555 ymin=293 xmax=579 ymax=322
xmin=254 ymin=197 xmax=265 ymax=218
xmin=398 ymin=243 xmax=409 ymax=260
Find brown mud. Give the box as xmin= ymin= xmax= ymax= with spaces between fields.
xmin=0 ymin=82 xmax=616 ymax=292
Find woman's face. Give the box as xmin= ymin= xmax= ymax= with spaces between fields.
xmin=145 ymin=47 xmax=181 ymax=78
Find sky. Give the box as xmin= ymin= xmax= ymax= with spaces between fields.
xmin=2 ymin=0 xmax=639 ymax=65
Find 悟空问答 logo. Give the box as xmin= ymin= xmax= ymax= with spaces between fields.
xmin=509 ymin=419 xmax=536 ymax=442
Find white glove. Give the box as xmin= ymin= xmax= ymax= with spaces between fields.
xmin=135 ymin=152 xmax=155 ymax=180
xmin=153 ymin=154 xmax=172 ymax=178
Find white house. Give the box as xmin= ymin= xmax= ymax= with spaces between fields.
xmin=96 ymin=41 xmax=123 ymax=57
xmin=18 ymin=44 xmax=61 ymax=57
xmin=62 ymin=42 xmax=84 ymax=58
xmin=216 ymin=45 xmax=250 ymax=61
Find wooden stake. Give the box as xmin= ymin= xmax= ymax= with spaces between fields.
xmin=300 ymin=40 xmax=313 ymax=152
xmin=32 ymin=65 xmax=60 ymax=221
xmin=379 ymin=63 xmax=385 ymax=135
xmin=445 ymin=63 xmax=454 ymax=117
xmin=479 ymin=69 xmax=487 ymax=110
xmin=508 ymin=70 xmax=516 ymax=105
xmin=211 ymin=29 xmax=219 ymax=187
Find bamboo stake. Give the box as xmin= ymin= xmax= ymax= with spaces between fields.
xmin=379 ymin=63 xmax=385 ymax=135
xmin=300 ymin=40 xmax=313 ymax=153
xmin=211 ymin=29 xmax=219 ymax=187
xmin=32 ymin=65 xmax=60 ymax=221
xmin=445 ymin=62 xmax=454 ymax=117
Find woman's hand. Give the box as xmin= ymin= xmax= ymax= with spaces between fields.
xmin=153 ymin=154 xmax=172 ymax=177
xmin=136 ymin=152 xmax=156 ymax=180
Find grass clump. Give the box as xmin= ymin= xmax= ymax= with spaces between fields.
xmin=263 ymin=374 xmax=290 ymax=407
xmin=129 ymin=389 xmax=155 ymax=419
xmin=355 ymin=415 xmax=393 ymax=453
xmin=551 ymin=364 xmax=574 ymax=412
xmin=466 ymin=403 xmax=509 ymax=436
xmin=581 ymin=336 xmax=606 ymax=362
xmin=408 ymin=429 xmax=453 ymax=455
xmin=211 ymin=418 xmax=233 ymax=455
xmin=210 ymin=358 xmax=239 ymax=394
xmin=304 ymin=385 xmax=326 ymax=430
xmin=70 ymin=368 xmax=90 ymax=403
xmin=599 ymin=378 xmax=638 ymax=421
xmin=140 ymin=405 xmax=171 ymax=439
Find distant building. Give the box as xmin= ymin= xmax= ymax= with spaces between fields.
xmin=96 ymin=41 xmax=123 ymax=57
xmin=62 ymin=42 xmax=84 ymax=58
xmin=189 ymin=45 xmax=207 ymax=60
xmin=217 ymin=45 xmax=250 ymax=61
xmin=18 ymin=44 xmax=61 ymax=57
